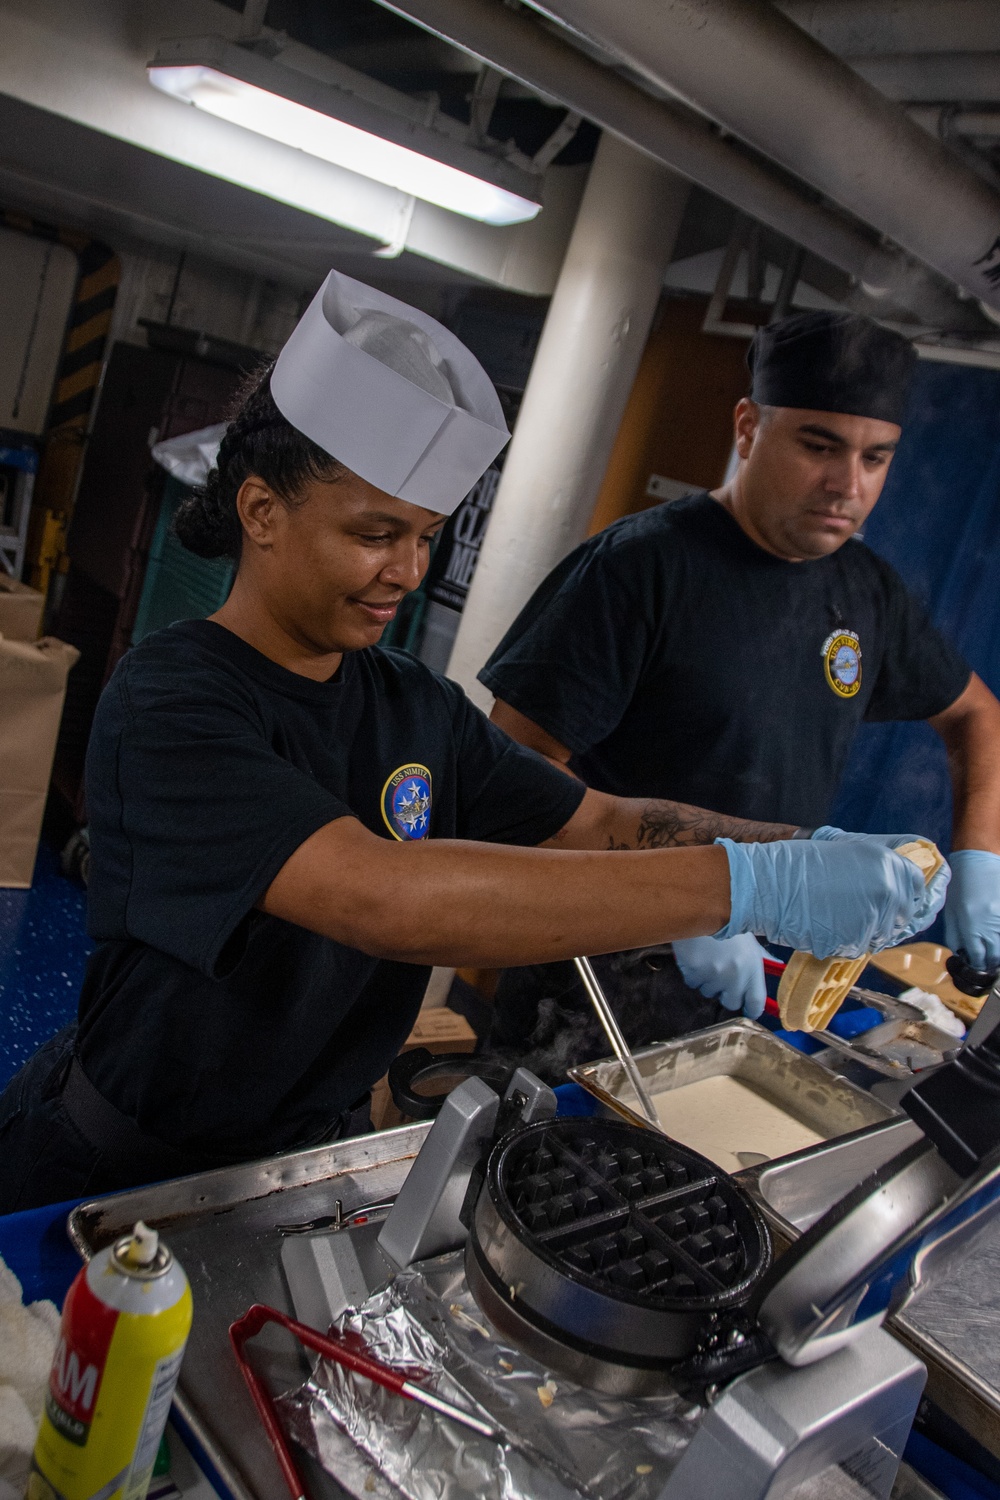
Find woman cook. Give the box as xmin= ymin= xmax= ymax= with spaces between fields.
xmin=0 ymin=272 xmax=945 ymax=1210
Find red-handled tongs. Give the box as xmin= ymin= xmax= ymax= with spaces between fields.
xmin=763 ymin=955 xmax=786 ymax=1018
xmin=230 ymin=1303 xmax=502 ymax=1500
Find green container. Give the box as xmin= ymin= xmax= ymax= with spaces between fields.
xmin=133 ymin=477 xmax=234 ymax=644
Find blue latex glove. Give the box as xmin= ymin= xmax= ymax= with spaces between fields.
xmin=944 ymin=849 xmax=1000 ymax=971
xmin=673 ymin=934 xmax=769 ymax=1019
xmin=714 ymin=837 xmax=937 ymax=959
xmin=810 ymin=826 xmax=950 ymax=942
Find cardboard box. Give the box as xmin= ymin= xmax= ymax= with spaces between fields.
xmin=371 ymin=1005 xmax=477 ymax=1131
xmin=0 ymin=578 xmax=45 ymax=642
xmin=0 ymin=635 xmax=79 ymax=886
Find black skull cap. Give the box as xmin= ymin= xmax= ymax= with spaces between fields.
xmin=748 ymin=311 xmax=916 ymax=425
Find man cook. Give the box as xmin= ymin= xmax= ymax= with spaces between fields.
xmin=482 ymin=311 xmax=999 ymax=1045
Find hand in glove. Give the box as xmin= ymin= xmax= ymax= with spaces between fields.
xmin=714 ymin=836 xmax=946 ymax=959
xmin=810 ymin=826 xmax=949 ymax=943
xmin=944 ymin=849 xmax=1000 ymax=972
xmin=673 ymin=934 xmax=769 ymax=1019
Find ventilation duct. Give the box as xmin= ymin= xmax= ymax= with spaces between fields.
xmin=776 ymin=2 xmax=1000 ymax=59
xmin=852 ymin=53 xmax=1000 ymax=105
xmin=376 ymin=0 xmax=985 ymax=330
xmin=522 ymin=0 xmax=1000 ymax=313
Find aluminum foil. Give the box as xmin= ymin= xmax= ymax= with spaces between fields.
xmin=277 ymin=1250 xmax=700 ymax=1500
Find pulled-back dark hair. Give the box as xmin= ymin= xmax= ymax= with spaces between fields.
xmin=173 ymin=362 xmax=346 ymax=560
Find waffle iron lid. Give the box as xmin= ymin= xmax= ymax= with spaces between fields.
xmin=755 ymin=1136 xmax=1000 ymax=1367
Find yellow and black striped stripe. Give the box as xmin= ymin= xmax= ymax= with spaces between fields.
xmin=50 ymin=243 xmax=120 ymax=431
xmin=1 ymin=209 xmax=120 ymax=592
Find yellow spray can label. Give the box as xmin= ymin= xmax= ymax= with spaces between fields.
xmin=28 ymin=1235 xmax=192 ymax=1500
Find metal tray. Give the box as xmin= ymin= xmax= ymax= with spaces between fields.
xmin=820 ymin=1017 xmax=961 ymax=1078
xmin=568 ymin=1019 xmax=896 ymax=1169
xmin=69 ymin=1124 xmax=432 ymax=1500
xmin=805 ymin=988 xmax=962 ymax=1080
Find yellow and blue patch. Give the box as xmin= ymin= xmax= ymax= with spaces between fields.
xmin=381 ymin=764 xmax=433 ymax=840
xmin=822 ymin=629 xmax=862 ymax=698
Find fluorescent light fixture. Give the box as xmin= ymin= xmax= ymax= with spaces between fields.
xmin=148 ymin=47 xmax=542 ymax=227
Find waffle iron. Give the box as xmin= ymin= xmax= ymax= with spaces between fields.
xmin=283 ymin=990 xmax=1000 ymax=1498
xmin=288 ymin=1014 xmax=1000 ymax=1393
xmin=466 ymin=1116 xmax=771 ymax=1394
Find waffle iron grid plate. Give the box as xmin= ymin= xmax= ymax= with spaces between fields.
xmin=470 ymin=1118 xmax=771 ymax=1380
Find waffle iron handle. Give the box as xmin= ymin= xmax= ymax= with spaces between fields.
xmin=946 ymin=949 xmax=1000 ymax=998
xmin=377 ymin=1068 xmax=557 ymax=1270
xmin=903 ymin=985 xmax=1000 ymax=1175
xmin=377 ymin=1076 xmax=500 ymax=1269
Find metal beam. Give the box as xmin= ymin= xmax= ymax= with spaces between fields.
xmin=447 ymin=138 xmax=690 ymax=703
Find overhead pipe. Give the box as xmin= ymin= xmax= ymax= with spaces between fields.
xmin=776 ymin=1 xmax=1000 ymax=59
xmin=904 ymin=107 xmax=1000 ymax=200
xmin=374 ymin=0 xmax=982 ymax=330
xmin=522 ymin=0 xmax=1000 ymax=313
xmin=911 ymin=108 xmax=1000 ymax=140
xmin=851 ymin=53 xmax=1000 ymax=105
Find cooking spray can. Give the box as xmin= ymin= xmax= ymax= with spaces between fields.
xmin=27 ymin=1221 xmax=192 ymax=1500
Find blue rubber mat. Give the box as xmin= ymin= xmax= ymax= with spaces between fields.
xmin=0 ymin=1195 xmax=84 ymax=1306
xmin=0 ymin=842 xmax=91 ymax=1090
xmin=905 ymin=1430 xmax=1000 ymax=1500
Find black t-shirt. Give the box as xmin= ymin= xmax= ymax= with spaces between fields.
xmin=481 ymin=494 xmax=969 ymax=828
xmin=79 ymin=621 xmax=584 ymax=1159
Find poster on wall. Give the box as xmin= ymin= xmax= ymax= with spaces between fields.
xmin=425 ymin=465 xmax=501 ymax=614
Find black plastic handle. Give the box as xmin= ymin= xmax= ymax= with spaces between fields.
xmin=946 ymin=950 xmax=1000 ymax=998
xmin=387 ymin=1048 xmax=513 ymax=1120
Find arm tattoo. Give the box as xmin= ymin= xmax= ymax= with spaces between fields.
xmin=608 ymin=800 xmax=796 ymax=851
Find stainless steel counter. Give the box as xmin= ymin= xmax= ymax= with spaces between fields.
xmin=895 ymin=1224 xmax=1000 ymax=1456
xmin=69 ymin=1105 xmax=1000 ymax=1494
xmin=70 ymin=1125 xmax=431 ymax=1500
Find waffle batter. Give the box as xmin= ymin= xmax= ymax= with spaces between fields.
xmin=652 ymin=1075 xmax=824 ymax=1172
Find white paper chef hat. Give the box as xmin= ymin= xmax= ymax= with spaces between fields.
xmin=270 ymin=270 xmax=509 ymax=516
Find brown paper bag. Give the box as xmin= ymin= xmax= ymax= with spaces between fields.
xmin=0 ymin=577 xmax=45 ymax=642
xmin=0 ymin=635 xmax=80 ymax=887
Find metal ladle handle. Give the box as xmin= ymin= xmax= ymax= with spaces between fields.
xmin=573 ymin=956 xmax=660 ymax=1129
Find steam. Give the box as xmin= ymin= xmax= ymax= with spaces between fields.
xmin=479 ymin=950 xmax=725 ymax=1086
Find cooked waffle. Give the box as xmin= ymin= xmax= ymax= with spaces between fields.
xmin=778 ymin=839 xmax=944 ymax=1033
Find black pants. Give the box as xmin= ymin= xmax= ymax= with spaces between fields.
xmin=0 ymin=1026 xmax=372 ymax=1215
xmin=481 ymin=947 xmax=727 ymax=1086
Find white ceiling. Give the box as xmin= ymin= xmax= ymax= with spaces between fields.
xmin=0 ymin=0 xmax=584 ymax=297
xmin=0 ymin=0 xmax=997 ymax=317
